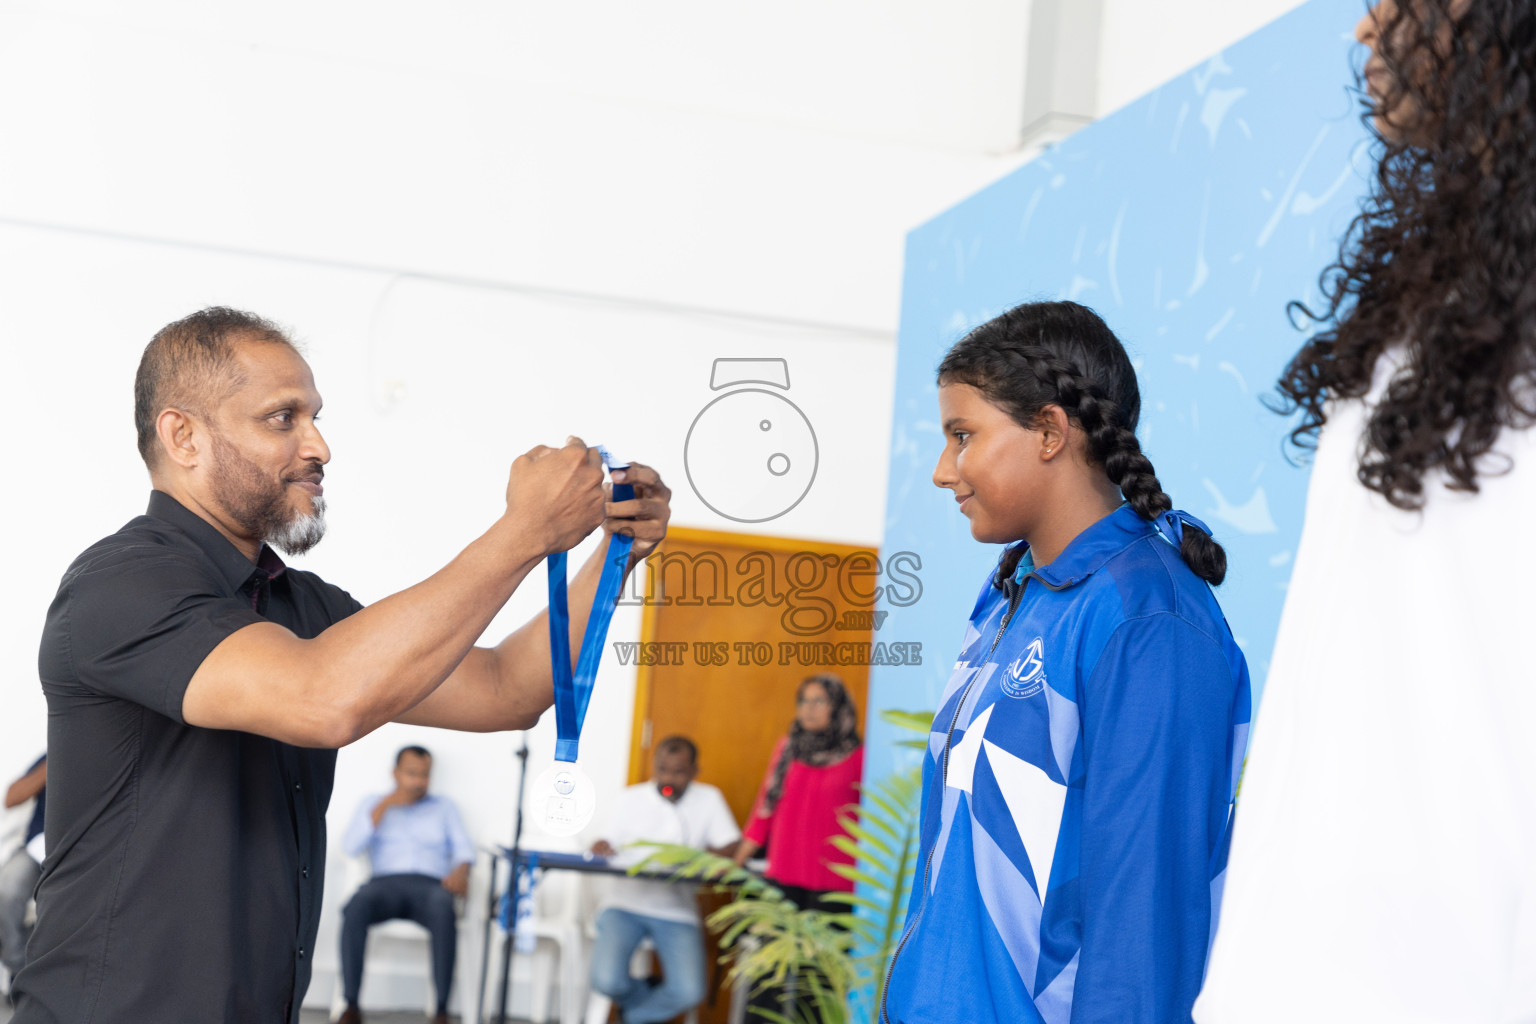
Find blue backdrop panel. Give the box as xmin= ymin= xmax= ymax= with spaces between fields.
xmin=865 ymin=0 xmax=1371 ymax=788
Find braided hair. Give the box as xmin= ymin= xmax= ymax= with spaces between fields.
xmin=937 ymin=300 xmax=1226 ymax=585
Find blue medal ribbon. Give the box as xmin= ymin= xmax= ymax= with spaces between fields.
xmin=547 ymin=448 xmax=634 ymax=763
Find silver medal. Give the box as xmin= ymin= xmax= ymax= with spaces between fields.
xmin=532 ymin=763 xmax=596 ymax=836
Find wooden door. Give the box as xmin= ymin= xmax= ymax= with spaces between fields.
xmin=621 ymin=528 xmax=887 ymax=1024
xmin=625 ymin=528 xmax=879 ymax=826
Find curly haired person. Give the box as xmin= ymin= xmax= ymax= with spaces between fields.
xmin=1196 ymin=2 xmax=1536 ymax=1021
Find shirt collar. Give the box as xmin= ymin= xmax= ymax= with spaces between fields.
xmin=1006 ymin=504 xmax=1156 ymax=591
xmin=146 ymin=490 xmax=287 ymax=591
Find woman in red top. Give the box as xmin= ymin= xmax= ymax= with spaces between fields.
xmin=734 ymin=672 xmax=864 ymax=906
xmin=735 ymin=673 xmax=864 ymax=1022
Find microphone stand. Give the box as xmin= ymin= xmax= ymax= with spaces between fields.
xmin=489 ymin=734 xmax=531 ymax=1024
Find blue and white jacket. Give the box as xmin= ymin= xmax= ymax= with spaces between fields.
xmin=882 ymin=506 xmax=1251 ymax=1024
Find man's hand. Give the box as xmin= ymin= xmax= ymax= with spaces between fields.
xmin=442 ymin=862 xmax=470 ymax=897
xmin=506 ymin=437 xmax=608 ymax=557
xmin=603 ymin=462 xmax=672 ymax=566
xmin=590 ymin=839 xmax=617 ymax=859
xmin=370 ymin=788 xmax=418 ymax=828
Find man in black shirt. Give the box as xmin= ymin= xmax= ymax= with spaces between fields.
xmin=14 ymin=307 xmax=672 ymax=1024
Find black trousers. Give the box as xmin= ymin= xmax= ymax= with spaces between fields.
xmin=340 ymin=873 xmax=457 ymax=1014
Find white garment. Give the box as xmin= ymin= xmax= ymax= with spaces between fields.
xmin=595 ymin=781 xmax=741 ymax=926
xmin=1196 ymin=352 xmax=1536 ymax=1023
xmin=0 ymin=804 xmax=25 ymax=865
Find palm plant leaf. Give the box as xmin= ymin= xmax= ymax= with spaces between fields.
xmin=821 ymin=891 xmax=886 ymax=915
xmin=835 ymin=821 xmax=897 ymax=862
xmin=878 ymin=709 xmax=935 ymax=733
xmin=838 ymin=767 xmax=921 ymax=1014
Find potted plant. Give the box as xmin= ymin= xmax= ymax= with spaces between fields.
xmin=637 ymin=709 xmax=933 ymax=1024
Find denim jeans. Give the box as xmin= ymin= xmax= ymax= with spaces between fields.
xmin=589 ymin=908 xmax=706 ymax=1024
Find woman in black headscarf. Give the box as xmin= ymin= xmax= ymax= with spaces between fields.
xmin=734 ymin=672 xmax=864 ymax=910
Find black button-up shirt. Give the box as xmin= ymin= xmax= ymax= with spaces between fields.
xmin=18 ymin=491 xmax=363 ymax=1024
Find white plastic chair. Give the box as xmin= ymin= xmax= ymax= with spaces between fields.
xmin=473 ymin=867 xmax=584 ymax=1024
xmin=327 ymin=852 xmax=481 ymax=1021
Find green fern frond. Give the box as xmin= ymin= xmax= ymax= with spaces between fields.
xmin=834 ymin=820 xmax=896 ymax=862
xmin=878 ymin=709 xmax=935 ymax=733
xmin=858 ymin=788 xmax=909 ymax=829
xmin=826 ymin=864 xmax=890 ymax=894
xmin=829 ymin=836 xmax=894 ymax=878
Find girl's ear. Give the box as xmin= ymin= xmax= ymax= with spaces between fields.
xmin=1037 ymin=404 xmax=1072 ymax=461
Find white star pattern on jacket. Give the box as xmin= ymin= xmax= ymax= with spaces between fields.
xmin=945 ymin=702 xmax=1070 ymax=901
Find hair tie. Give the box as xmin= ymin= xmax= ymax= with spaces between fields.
xmin=1154 ymin=510 xmax=1212 ymax=547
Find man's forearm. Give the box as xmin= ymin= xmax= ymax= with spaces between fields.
xmin=185 ymin=513 xmax=548 ymax=747
xmin=389 ymin=460 xmax=668 ymax=735
xmin=305 ymin=514 xmax=557 ymax=743
xmin=4 ymin=763 xmax=46 ymax=809
xmin=389 ymin=536 xmax=630 ymax=733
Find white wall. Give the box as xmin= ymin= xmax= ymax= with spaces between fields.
xmin=1097 ymin=0 xmax=1312 ymax=116
xmin=0 ymin=0 xmax=1317 ymax=1012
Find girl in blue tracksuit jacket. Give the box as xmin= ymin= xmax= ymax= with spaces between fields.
xmin=882 ymin=301 xmax=1250 ymax=1024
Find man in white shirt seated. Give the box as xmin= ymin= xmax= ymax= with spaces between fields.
xmin=338 ymin=745 xmax=475 ymax=1024
xmin=589 ymin=736 xmax=740 ymax=1024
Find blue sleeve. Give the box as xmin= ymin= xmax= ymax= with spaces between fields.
xmin=1072 ymin=614 xmax=1235 ymax=1024
xmin=444 ymin=799 xmax=476 ymax=868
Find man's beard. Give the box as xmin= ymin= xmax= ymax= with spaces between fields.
xmin=268 ymin=498 xmax=326 ymax=557
xmin=209 ymin=432 xmax=327 ymax=557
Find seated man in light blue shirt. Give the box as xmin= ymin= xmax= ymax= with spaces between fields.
xmin=338 ymin=745 xmax=475 ymax=1024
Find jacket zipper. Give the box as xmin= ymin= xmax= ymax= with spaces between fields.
xmin=880 ymin=577 xmax=1026 ymax=1023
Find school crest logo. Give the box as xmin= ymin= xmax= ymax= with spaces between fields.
xmin=1001 ymin=636 xmax=1047 ymax=699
